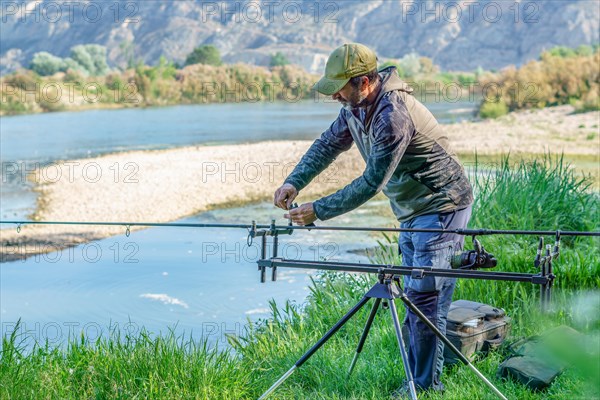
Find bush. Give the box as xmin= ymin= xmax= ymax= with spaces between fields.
xmin=270 ymin=52 xmax=290 ymax=67
xmin=573 ymin=88 xmax=600 ymax=113
xmin=3 ymin=69 xmax=39 ymax=90
xmin=0 ymin=98 xmax=28 ymax=115
xmin=69 ymin=44 xmax=110 ymax=76
xmin=479 ymin=99 xmax=509 ymax=119
xmin=480 ymin=46 xmax=600 ymax=113
xmin=543 ymin=45 xmax=595 ymax=59
xmin=30 ymin=52 xmax=65 ymax=76
xmin=185 ymin=45 xmax=222 ymax=66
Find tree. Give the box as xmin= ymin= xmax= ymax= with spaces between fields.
xmin=398 ymin=53 xmax=421 ymax=77
xmin=119 ymin=40 xmax=135 ymax=69
xmin=418 ymin=56 xmax=438 ymax=75
xmin=69 ymin=44 xmax=110 ymax=76
xmin=30 ymin=52 xmax=65 ymax=76
xmin=185 ymin=45 xmax=222 ymax=66
xmin=270 ymin=52 xmax=290 ymax=67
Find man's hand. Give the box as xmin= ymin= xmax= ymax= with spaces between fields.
xmin=274 ymin=183 xmax=298 ymax=210
xmin=284 ymin=202 xmax=317 ymax=226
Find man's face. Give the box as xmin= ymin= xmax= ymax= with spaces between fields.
xmin=332 ymin=80 xmax=368 ymax=110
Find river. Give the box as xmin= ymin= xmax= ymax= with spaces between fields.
xmin=0 ymin=100 xmax=477 ymax=348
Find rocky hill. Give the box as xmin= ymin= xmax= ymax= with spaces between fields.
xmin=1 ymin=0 xmax=598 ymax=75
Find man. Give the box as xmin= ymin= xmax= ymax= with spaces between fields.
xmin=273 ymin=43 xmax=473 ymax=395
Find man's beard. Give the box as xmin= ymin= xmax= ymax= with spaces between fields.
xmin=340 ymin=88 xmax=369 ymax=111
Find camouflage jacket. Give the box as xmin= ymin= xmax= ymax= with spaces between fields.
xmin=285 ymin=66 xmax=473 ymax=222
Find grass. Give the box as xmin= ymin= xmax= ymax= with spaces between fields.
xmin=1 ymin=156 xmax=599 ymax=399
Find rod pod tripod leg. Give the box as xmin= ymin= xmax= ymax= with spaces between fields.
xmin=391 ymin=277 xmax=508 ymax=400
xmin=346 ymin=278 xmax=418 ymax=399
xmin=257 ymin=295 xmax=371 ymax=400
xmin=258 ymin=275 xmax=508 ymax=400
xmin=257 ymin=276 xmax=418 ymax=400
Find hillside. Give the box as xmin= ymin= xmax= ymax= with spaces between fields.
xmin=1 ymin=0 xmax=598 ymax=75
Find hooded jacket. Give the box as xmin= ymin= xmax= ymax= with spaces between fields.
xmin=285 ymin=66 xmax=473 ymax=222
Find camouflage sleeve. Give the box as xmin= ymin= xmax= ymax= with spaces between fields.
xmin=284 ymin=111 xmax=354 ymax=191
xmin=313 ymin=100 xmax=415 ymax=221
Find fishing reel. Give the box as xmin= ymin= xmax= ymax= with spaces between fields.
xmin=450 ymin=237 xmax=497 ymax=270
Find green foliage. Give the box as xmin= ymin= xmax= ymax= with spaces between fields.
xmin=418 ymin=56 xmax=438 ymax=75
xmin=542 ymin=45 xmax=596 ymax=59
xmin=398 ymin=52 xmax=421 ymax=77
xmin=0 ymin=322 xmax=250 ymax=399
xmin=475 ymin=66 xmax=485 ymax=79
xmin=467 ymin=154 xmax=599 ymax=288
xmin=2 ymin=58 xmax=318 ymax=115
xmin=134 ymin=64 xmax=152 ymax=104
xmin=380 ymin=53 xmax=425 ymax=78
xmin=29 ymin=45 xmax=110 ymax=77
xmin=0 ymin=98 xmax=28 ymax=114
xmin=156 ymin=56 xmax=177 ymax=79
xmin=436 ymin=71 xmax=477 ymax=86
xmin=544 ymin=46 xmax=577 ymax=58
xmin=479 ymin=99 xmax=509 ymax=119
xmin=470 ymin=154 xmax=598 ymax=233
xmin=61 ymin=57 xmax=86 ymax=74
xmin=29 ymin=52 xmax=65 ymax=76
xmin=270 ymin=52 xmax=290 ymax=67
xmin=479 ymin=46 xmax=600 ymax=114
xmin=104 ymin=73 xmax=124 ymax=91
xmin=69 ymin=44 xmax=110 ymax=76
xmin=119 ymin=40 xmax=136 ymax=69
xmin=2 ymin=69 xmax=39 ymax=90
xmin=380 ymin=54 xmax=443 ymax=80
xmin=185 ymin=45 xmax=222 ymax=66
xmin=572 ymin=89 xmax=600 ymax=113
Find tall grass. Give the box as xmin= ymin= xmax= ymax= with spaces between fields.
xmin=1 ymin=322 xmax=252 ymax=399
xmin=1 ymin=156 xmax=598 ymax=399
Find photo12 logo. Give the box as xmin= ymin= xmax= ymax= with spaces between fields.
xmin=3 ymin=241 xmax=140 ymax=264
xmin=1 ymin=1 xmax=140 ymax=24
xmin=1 ymin=81 xmax=140 ymax=105
xmin=197 ymin=1 xmax=339 ymax=24
xmin=1 ymin=321 xmax=141 ymax=346
xmin=198 ymin=160 xmax=338 ymax=185
xmin=400 ymin=1 xmax=540 ymax=24
xmin=200 ymin=240 xmax=340 ymax=263
xmin=1 ymin=161 xmax=140 ymax=186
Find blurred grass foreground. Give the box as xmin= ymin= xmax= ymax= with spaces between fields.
xmin=1 ymin=156 xmax=599 ymax=399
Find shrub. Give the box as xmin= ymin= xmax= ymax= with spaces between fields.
xmin=3 ymin=69 xmax=39 ymax=90
xmin=479 ymin=99 xmax=509 ymax=119
xmin=270 ymin=52 xmax=290 ymax=67
xmin=30 ymin=52 xmax=65 ymax=76
xmin=69 ymin=44 xmax=110 ymax=76
xmin=479 ymin=47 xmax=600 ymax=114
xmin=185 ymin=45 xmax=222 ymax=66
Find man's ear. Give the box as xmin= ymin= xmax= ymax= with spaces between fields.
xmin=362 ymin=76 xmax=370 ymax=91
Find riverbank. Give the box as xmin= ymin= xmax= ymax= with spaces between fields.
xmin=2 ymin=151 xmax=598 ymax=398
xmin=1 ymin=105 xmax=598 ymax=261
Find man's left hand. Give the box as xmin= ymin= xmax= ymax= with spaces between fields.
xmin=284 ymin=202 xmax=317 ymax=226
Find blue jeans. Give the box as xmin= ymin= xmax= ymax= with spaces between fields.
xmin=399 ymin=206 xmax=472 ymax=391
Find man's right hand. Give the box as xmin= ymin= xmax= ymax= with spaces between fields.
xmin=274 ymin=183 xmax=298 ymax=210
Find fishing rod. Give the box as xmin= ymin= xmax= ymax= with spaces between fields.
xmin=3 ymin=218 xmax=591 ymax=310
xmin=2 ymin=219 xmax=599 ymax=237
